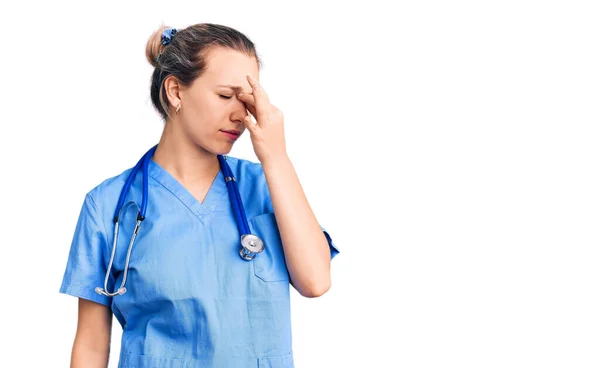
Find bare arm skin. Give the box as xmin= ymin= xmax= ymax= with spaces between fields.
xmin=263 ymin=155 xmax=333 ymax=298
xmin=70 ymin=299 xmax=112 ymax=368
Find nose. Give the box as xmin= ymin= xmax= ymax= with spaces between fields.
xmin=231 ymin=97 xmax=249 ymax=124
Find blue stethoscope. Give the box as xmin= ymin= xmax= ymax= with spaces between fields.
xmin=95 ymin=144 xmax=265 ymax=297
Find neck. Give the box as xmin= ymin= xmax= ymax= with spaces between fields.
xmin=152 ymin=121 xmax=221 ymax=186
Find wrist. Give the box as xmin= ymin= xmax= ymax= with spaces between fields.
xmin=261 ymin=152 xmax=290 ymax=169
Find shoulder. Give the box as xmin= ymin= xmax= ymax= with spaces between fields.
xmin=224 ymin=155 xmax=266 ymax=183
xmin=79 ymin=165 xmax=138 ymax=223
xmin=224 ymin=155 xmax=273 ymax=214
xmin=86 ymin=166 xmax=134 ymax=202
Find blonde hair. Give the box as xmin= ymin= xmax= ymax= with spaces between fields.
xmin=145 ymin=22 xmax=262 ymax=122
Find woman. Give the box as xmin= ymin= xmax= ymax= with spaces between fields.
xmin=59 ymin=23 xmax=339 ymax=367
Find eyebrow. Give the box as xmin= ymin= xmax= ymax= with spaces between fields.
xmin=217 ymin=84 xmax=243 ymax=90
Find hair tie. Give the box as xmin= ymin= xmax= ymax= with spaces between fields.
xmin=161 ymin=28 xmax=178 ymax=46
xmin=156 ymin=28 xmax=178 ymax=62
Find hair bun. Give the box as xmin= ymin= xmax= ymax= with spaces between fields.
xmin=145 ymin=24 xmax=173 ymax=68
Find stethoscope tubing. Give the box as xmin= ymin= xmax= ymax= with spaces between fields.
xmin=96 ymin=145 xmax=262 ymax=297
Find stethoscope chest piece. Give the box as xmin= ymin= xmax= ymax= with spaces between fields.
xmin=240 ymin=234 xmax=265 ymax=260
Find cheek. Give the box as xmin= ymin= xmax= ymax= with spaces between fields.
xmin=205 ymin=99 xmax=231 ymax=122
xmin=186 ymin=100 xmax=225 ymax=133
xmin=184 ymin=98 xmax=210 ymax=122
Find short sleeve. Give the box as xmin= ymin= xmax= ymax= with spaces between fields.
xmin=320 ymin=225 xmax=340 ymax=260
xmin=59 ymin=193 xmax=112 ymax=307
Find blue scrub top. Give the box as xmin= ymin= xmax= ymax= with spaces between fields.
xmin=59 ymin=155 xmax=339 ymax=368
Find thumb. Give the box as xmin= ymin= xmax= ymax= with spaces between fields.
xmin=243 ymin=115 xmax=258 ymax=135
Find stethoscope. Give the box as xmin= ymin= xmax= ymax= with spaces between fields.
xmin=95 ymin=144 xmax=265 ymax=297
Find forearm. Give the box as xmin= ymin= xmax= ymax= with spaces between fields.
xmin=71 ymin=340 xmax=110 ymax=368
xmin=262 ymin=155 xmax=331 ymax=297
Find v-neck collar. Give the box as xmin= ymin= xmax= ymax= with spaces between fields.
xmin=147 ymin=158 xmax=228 ymax=222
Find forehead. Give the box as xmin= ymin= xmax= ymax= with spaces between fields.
xmin=201 ymin=46 xmax=259 ymax=92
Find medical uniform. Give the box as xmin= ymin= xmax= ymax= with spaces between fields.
xmin=59 ymin=155 xmax=339 ymax=368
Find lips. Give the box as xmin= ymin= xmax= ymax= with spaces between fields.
xmin=221 ymin=130 xmax=241 ymax=141
xmin=221 ymin=130 xmax=241 ymax=136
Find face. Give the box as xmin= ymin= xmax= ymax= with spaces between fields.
xmin=167 ymin=46 xmax=259 ymax=155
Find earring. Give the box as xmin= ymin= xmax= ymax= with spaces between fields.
xmin=176 ymin=103 xmax=181 ymax=114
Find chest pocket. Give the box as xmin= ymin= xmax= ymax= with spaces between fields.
xmin=248 ymin=212 xmax=290 ymax=282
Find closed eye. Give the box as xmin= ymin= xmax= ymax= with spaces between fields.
xmin=219 ymin=95 xmax=232 ymax=100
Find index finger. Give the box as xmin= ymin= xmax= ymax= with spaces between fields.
xmin=246 ymin=73 xmax=268 ymax=112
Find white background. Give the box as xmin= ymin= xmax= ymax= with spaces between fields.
xmin=1 ymin=1 xmax=599 ymax=367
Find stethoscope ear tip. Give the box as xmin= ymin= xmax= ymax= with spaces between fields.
xmin=94 ymin=286 xmax=127 ymax=296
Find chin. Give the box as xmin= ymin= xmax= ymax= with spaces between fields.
xmin=211 ymin=144 xmax=234 ymax=156
xmin=191 ymin=138 xmax=231 ymax=156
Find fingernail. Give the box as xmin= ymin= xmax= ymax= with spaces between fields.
xmin=238 ymin=92 xmax=243 ymax=98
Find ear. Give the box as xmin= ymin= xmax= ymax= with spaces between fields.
xmin=164 ymin=75 xmax=182 ymax=109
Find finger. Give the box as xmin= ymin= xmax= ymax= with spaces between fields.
xmin=237 ymin=91 xmax=255 ymax=106
xmin=246 ymin=105 xmax=257 ymax=121
xmin=237 ymin=92 xmax=257 ymax=116
xmin=239 ymin=96 xmax=256 ymax=118
xmin=246 ymin=73 xmax=269 ymax=113
xmin=242 ymin=114 xmax=258 ymax=134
